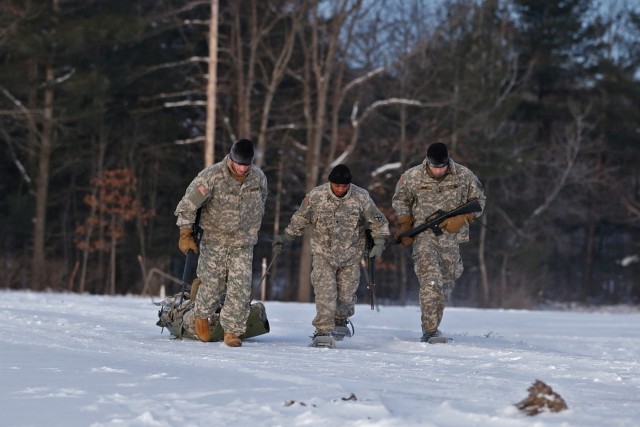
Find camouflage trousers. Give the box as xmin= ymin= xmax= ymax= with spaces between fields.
xmin=193 ymin=241 xmax=253 ymax=336
xmin=413 ymin=240 xmax=463 ymax=333
xmin=310 ymin=254 xmax=360 ymax=334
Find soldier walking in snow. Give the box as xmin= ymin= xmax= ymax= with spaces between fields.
xmin=273 ymin=164 xmax=389 ymax=345
xmin=392 ymin=142 xmax=485 ymax=342
xmin=174 ymin=139 xmax=268 ymax=347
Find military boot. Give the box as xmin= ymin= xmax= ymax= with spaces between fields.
xmin=421 ymin=329 xmax=447 ymax=344
xmin=195 ymin=317 xmax=211 ymax=342
xmin=335 ymin=318 xmax=348 ymax=327
xmin=224 ymin=332 xmax=242 ymax=347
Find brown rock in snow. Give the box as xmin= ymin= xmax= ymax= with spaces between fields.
xmin=516 ymin=379 xmax=568 ymax=416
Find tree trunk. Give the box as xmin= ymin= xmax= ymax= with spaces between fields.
xmin=269 ymin=152 xmax=285 ymax=299
xmin=32 ymin=64 xmax=55 ymax=289
xmin=109 ymin=218 xmax=116 ymax=295
xmin=78 ymin=127 xmax=107 ymax=293
xmin=478 ymin=208 xmax=490 ymax=307
xmin=398 ymin=105 xmax=408 ymax=303
xmin=583 ymin=208 xmax=596 ymax=301
xmin=500 ymin=253 xmax=509 ymax=307
xmin=205 ymin=0 xmax=218 ymax=167
xmin=478 ymin=183 xmax=490 ymax=306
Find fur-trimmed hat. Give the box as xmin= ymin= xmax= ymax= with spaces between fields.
xmin=328 ymin=164 xmax=352 ymax=184
xmin=426 ymin=142 xmax=449 ymax=167
xmin=229 ymin=139 xmax=254 ymax=165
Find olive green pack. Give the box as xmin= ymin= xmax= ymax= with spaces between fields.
xmin=156 ymin=293 xmax=270 ymax=341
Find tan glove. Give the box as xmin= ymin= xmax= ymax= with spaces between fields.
xmin=439 ymin=213 xmax=475 ymax=233
xmin=179 ymin=228 xmax=198 ymax=255
xmin=397 ymin=215 xmax=414 ymax=246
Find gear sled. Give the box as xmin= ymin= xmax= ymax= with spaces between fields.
xmin=155 ymin=290 xmax=270 ymax=342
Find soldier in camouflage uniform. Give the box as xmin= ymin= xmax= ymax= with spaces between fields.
xmin=392 ymin=142 xmax=485 ymax=342
xmin=273 ymin=165 xmax=389 ymax=340
xmin=174 ymin=139 xmax=267 ymax=347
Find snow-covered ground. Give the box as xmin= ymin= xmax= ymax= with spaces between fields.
xmin=1 ymin=290 xmax=639 ymax=427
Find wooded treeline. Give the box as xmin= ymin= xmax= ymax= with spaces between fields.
xmin=1 ymin=0 xmax=639 ymax=307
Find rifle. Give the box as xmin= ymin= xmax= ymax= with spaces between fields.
xmin=364 ymin=229 xmax=376 ymax=310
xmin=394 ymin=199 xmax=482 ymax=243
xmin=180 ymin=208 xmax=204 ymax=304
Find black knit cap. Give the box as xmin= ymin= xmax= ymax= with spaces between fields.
xmin=328 ymin=164 xmax=352 ymax=184
xmin=229 ymin=139 xmax=254 ymax=165
xmin=426 ymin=142 xmax=449 ymax=167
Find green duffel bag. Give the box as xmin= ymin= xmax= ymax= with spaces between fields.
xmin=208 ymin=301 xmax=270 ymax=341
xmin=156 ymin=293 xmax=270 ymax=342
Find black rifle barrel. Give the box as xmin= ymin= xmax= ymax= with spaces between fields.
xmin=394 ymin=199 xmax=482 ymax=244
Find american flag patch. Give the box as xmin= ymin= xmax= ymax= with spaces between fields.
xmin=198 ymin=185 xmax=208 ymax=197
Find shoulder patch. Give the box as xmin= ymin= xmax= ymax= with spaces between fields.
xmin=198 ymin=184 xmax=208 ymax=197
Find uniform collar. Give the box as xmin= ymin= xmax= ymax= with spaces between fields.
xmin=423 ymin=158 xmax=456 ymax=179
xmin=225 ymin=155 xmax=252 ymax=182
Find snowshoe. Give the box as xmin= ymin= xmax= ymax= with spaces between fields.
xmin=310 ymin=332 xmax=336 ymax=349
xmin=332 ymin=318 xmax=354 ymax=341
xmin=421 ymin=330 xmax=448 ymax=344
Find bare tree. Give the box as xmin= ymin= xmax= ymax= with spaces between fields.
xmin=222 ymin=1 xmax=301 ymax=167
xmin=494 ymin=104 xmax=593 ymax=303
xmin=288 ymin=0 xmax=367 ymax=301
xmin=283 ymin=0 xmax=446 ymax=301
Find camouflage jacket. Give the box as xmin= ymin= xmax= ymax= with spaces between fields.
xmin=285 ymin=183 xmax=389 ymax=266
xmin=392 ymin=158 xmax=485 ymax=246
xmin=174 ymin=155 xmax=268 ymax=246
